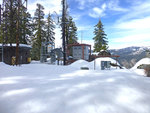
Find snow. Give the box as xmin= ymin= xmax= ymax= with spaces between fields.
xmin=1 ymin=59 xmax=150 ymax=113
xmin=131 ymin=58 xmax=150 ymax=76
xmin=0 ymin=43 xmax=31 ymax=48
xmin=71 ymin=57 xmax=119 ymax=70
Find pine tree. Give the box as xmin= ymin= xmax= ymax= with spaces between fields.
xmin=19 ymin=6 xmax=32 ymax=44
xmin=93 ymin=19 xmax=108 ymax=52
xmin=1 ymin=0 xmax=18 ymax=44
xmin=31 ymin=3 xmax=45 ymax=60
xmin=66 ymin=16 xmax=78 ymax=45
xmin=0 ymin=0 xmax=31 ymax=44
xmin=45 ymin=13 xmax=55 ymax=43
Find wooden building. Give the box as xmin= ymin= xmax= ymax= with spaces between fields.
xmin=67 ymin=43 xmax=91 ymax=64
xmin=0 ymin=44 xmax=31 ymax=65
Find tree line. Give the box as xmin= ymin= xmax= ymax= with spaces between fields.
xmin=0 ymin=0 xmax=108 ymax=61
xmin=0 ymin=1 xmax=78 ymax=60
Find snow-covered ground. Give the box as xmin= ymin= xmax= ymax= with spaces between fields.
xmin=131 ymin=58 xmax=150 ymax=76
xmin=71 ymin=57 xmax=120 ymax=70
xmin=0 ymin=59 xmax=150 ymax=113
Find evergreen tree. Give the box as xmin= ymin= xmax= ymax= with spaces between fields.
xmin=19 ymin=6 xmax=32 ymax=44
xmin=65 ymin=16 xmax=78 ymax=45
xmin=93 ymin=19 xmax=108 ymax=52
xmin=0 ymin=0 xmax=31 ymax=44
xmin=45 ymin=13 xmax=55 ymax=43
xmin=1 ymin=0 xmax=18 ymax=44
xmin=31 ymin=3 xmax=45 ymax=60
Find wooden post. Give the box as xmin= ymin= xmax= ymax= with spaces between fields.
xmin=16 ymin=0 xmax=20 ymax=66
xmin=94 ymin=58 xmax=96 ymax=70
xmin=82 ymin=45 xmax=84 ymax=59
xmin=116 ymin=57 xmax=117 ymax=69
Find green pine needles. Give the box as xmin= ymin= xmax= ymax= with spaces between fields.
xmin=93 ymin=19 xmax=108 ymax=53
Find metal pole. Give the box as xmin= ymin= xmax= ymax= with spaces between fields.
xmin=81 ymin=31 xmax=83 ymax=44
xmin=1 ymin=44 xmax=4 ymax=64
xmin=62 ymin=0 xmax=66 ymax=65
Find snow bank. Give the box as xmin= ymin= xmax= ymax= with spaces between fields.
xmin=0 ymin=43 xmax=31 ymax=48
xmin=0 ymin=62 xmax=150 ymax=113
xmin=71 ymin=57 xmax=120 ymax=70
xmin=90 ymin=57 xmax=119 ymax=70
xmin=131 ymin=58 xmax=150 ymax=76
xmin=132 ymin=58 xmax=150 ymax=69
xmin=70 ymin=59 xmax=93 ymax=69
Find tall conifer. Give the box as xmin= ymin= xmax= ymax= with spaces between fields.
xmin=93 ymin=19 xmax=108 ymax=52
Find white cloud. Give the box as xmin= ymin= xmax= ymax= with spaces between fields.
xmin=89 ymin=3 xmax=106 ymax=18
xmin=107 ymin=0 xmax=128 ymax=12
xmin=75 ymin=0 xmax=96 ymax=10
xmin=115 ymin=16 xmax=150 ymax=30
xmin=28 ymin=0 xmax=62 ymax=17
xmin=77 ymin=25 xmax=93 ymax=31
xmin=71 ymin=14 xmax=82 ymax=21
xmin=109 ymin=33 xmax=150 ymax=49
xmin=109 ymin=0 xmax=150 ymax=49
xmin=54 ymin=27 xmax=62 ymax=48
xmin=102 ymin=3 xmax=106 ymax=10
xmin=116 ymin=1 xmax=150 ymax=22
xmin=112 ymin=34 xmax=150 ymax=43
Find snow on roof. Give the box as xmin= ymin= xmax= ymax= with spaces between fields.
xmin=71 ymin=57 xmax=120 ymax=70
xmin=0 ymin=43 xmax=31 ymax=48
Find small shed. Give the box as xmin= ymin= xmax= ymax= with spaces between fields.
xmin=67 ymin=43 xmax=91 ymax=61
xmin=0 ymin=44 xmax=31 ymax=65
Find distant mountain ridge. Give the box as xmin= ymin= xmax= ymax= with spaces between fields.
xmin=109 ymin=46 xmax=150 ymax=69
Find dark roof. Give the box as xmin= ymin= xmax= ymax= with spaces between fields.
xmin=67 ymin=43 xmax=91 ymax=47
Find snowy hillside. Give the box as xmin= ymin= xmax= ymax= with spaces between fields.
xmin=131 ymin=58 xmax=150 ymax=76
xmin=110 ymin=46 xmax=149 ymax=68
xmin=1 ymin=61 xmax=150 ymax=113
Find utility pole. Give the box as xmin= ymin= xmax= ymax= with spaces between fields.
xmin=62 ymin=0 xmax=66 ymax=65
xmin=0 ymin=4 xmax=1 ymax=25
xmin=16 ymin=0 xmax=21 ymax=65
xmin=15 ymin=0 xmax=27 ymax=65
xmin=0 ymin=4 xmax=3 ymax=63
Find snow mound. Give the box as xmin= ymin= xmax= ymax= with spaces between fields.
xmin=70 ymin=59 xmax=92 ymax=69
xmin=132 ymin=58 xmax=150 ymax=69
xmin=90 ymin=57 xmax=120 ymax=70
xmin=71 ymin=57 xmax=120 ymax=70
xmin=131 ymin=58 xmax=150 ymax=76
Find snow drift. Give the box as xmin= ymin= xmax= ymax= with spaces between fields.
xmin=131 ymin=58 xmax=150 ymax=76
xmin=71 ymin=57 xmax=120 ymax=70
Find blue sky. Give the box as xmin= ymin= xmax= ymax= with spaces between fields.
xmin=0 ymin=0 xmax=150 ymax=49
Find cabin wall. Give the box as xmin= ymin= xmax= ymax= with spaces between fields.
xmin=1 ymin=46 xmax=31 ymax=65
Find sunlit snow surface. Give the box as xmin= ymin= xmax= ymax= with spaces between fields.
xmin=0 ymin=60 xmax=150 ymax=113
xmin=131 ymin=58 xmax=150 ymax=76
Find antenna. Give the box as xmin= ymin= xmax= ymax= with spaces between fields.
xmin=81 ymin=31 xmax=83 ymax=44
